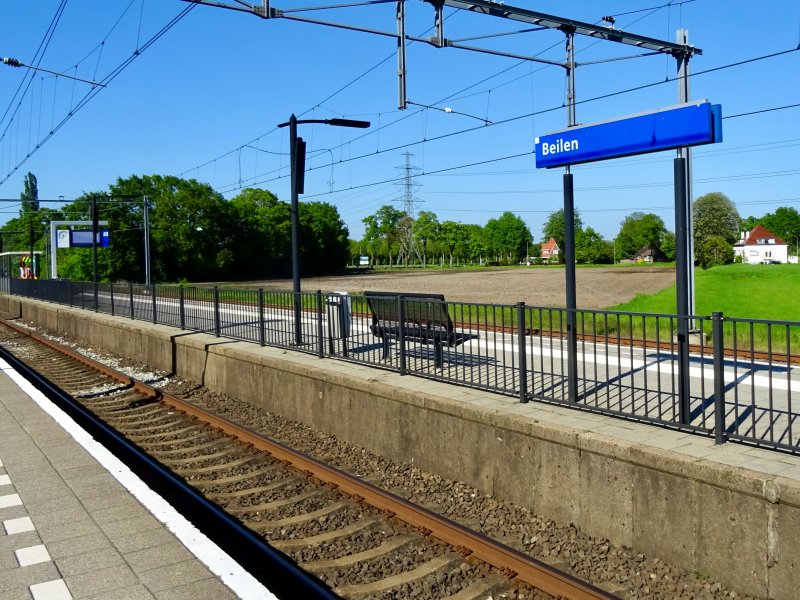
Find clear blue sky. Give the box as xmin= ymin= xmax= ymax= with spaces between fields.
xmin=1 ymin=0 xmax=799 ymax=243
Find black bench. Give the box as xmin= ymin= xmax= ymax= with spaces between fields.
xmin=363 ymin=291 xmax=475 ymax=369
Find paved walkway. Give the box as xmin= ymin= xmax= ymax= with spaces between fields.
xmin=0 ymin=361 xmax=274 ymax=600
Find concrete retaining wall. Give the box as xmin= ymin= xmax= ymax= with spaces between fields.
xmin=3 ymin=294 xmax=798 ymax=598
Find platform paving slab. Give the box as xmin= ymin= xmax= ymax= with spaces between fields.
xmin=83 ymin=585 xmax=156 ymax=600
xmin=54 ymin=548 xmax=127 ymax=578
xmin=153 ymin=577 xmax=237 ymax=600
xmin=0 ymin=561 xmax=62 ymax=595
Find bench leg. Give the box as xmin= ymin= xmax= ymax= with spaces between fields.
xmin=434 ymin=341 xmax=443 ymax=370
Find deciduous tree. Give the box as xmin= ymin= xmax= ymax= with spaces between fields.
xmin=698 ymin=235 xmax=734 ymax=269
xmin=484 ymin=212 xmax=532 ymax=264
xmin=542 ymin=209 xmax=583 ymax=263
xmin=615 ymin=212 xmax=667 ymax=259
xmin=693 ymin=192 xmax=740 ymax=248
xmin=413 ymin=210 xmax=439 ymax=267
xmin=761 ymin=207 xmax=800 ymax=249
xmin=575 ymin=226 xmax=609 ymax=264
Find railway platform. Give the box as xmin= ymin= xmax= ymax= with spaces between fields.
xmin=4 ymin=294 xmax=800 ymax=598
xmin=0 ymin=360 xmax=272 ymax=600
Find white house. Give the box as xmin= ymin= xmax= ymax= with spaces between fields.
xmin=733 ymin=225 xmax=789 ymax=264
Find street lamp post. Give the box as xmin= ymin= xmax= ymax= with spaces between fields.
xmin=277 ymin=115 xmax=370 ymax=345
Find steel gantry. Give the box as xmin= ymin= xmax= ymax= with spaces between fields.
xmin=180 ymin=0 xmax=703 ymax=421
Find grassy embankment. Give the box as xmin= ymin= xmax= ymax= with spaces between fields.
xmin=611 ymin=263 xmax=799 ymax=321
xmin=610 ymin=264 xmax=800 ymax=351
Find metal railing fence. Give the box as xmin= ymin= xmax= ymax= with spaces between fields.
xmin=4 ymin=277 xmax=799 ymax=455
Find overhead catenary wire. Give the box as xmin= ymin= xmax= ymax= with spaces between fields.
xmin=181 ymin=0 xmax=694 ymax=183
xmin=179 ymin=7 xmax=465 ymax=176
xmin=0 ymin=4 xmax=197 ymax=186
xmin=0 ymin=0 xmax=68 ymax=139
xmin=209 ymin=44 xmax=800 ymax=197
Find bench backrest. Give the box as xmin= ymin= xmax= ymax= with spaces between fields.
xmin=364 ymin=291 xmax=452 ymax=332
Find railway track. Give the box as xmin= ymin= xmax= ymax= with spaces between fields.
xmin=0 ymin=319 xmax=618 ymax=600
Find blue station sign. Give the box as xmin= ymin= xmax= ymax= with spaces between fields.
xmin=535 ymin=101 xmax=722 ymax=169
xmin=69 ymin=229 xmax=110 ymax=248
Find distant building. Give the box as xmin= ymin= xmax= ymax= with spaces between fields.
xmin=540 ymin=238 xmax=560 ymax=263
xmin=733 ymin=225 xmax=789 ymax=264
xmin=631 ymin=247 xmax=657 ymax=263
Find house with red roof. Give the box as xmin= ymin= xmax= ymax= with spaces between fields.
xmin=540 ymin=237 xmax=560 ymax=263
xmin=733 ymin=225 xmax=788 ymax=264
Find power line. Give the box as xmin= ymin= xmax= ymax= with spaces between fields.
xmin=180 ymin=8 xmax=463 ymax=177
xmin=211 ymin=44 xmax=800 ymax=196
xmin=725 ymin=102 xmax=800 ymax=120
xmin=190 ymin=0 xmax=672 ymax=183
xmin=0 ymin=0 xmax=68 ymax=138
xmin=0 ymin=5 xmax=197 ymax=186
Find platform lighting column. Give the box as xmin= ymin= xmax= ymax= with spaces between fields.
xmin=143 ymin=196 xmax=152 ymax=291
xmin=289 ymin=114 xmax=302 ymax=345
xmin=28 ymin=206 xmax=34 ymax=277
xmin=92 ymin=197 xmax=99 ymax=310
xmin=278 ymin=115 xmax=370 ymax=346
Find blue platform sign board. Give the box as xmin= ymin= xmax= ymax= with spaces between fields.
xmin=535 ymin=101 xmax=722 ymax=169
xmin=69 ymin=230 xmax=110 ymax=248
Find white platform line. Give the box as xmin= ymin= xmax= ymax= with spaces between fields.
xmin=16 ymin=544 xmax=51 ymax=567
xmin=4 ymin=516 xmax=35 ymax=534
xmin=0 ymin=492 xmax=22 ymax=509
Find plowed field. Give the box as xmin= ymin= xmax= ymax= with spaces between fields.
xmin=250 ymin=266 xmax=675 ymax=310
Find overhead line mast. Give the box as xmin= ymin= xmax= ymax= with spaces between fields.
xmin=183 ymin=0 xmax=702 ymax=413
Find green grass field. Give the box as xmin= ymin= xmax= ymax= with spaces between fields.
xmin=611 ymin=264 xmax=800 ymax=322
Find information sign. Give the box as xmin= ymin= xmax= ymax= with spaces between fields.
xmin=535 ymin=101 xmax=722 ymax=169
xmin=69 ymin=230 xmax=110 ymax=248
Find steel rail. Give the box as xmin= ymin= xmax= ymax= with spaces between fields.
xmin=0 ymin=321 xmax=338 ymax=600
xmin=1 ymin=318 xmax=618 ymax=600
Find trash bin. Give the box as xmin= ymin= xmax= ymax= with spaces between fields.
xmin=327 ymin=291 xmax=352 ymax=343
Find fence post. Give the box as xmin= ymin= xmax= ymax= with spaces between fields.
xmin=712 ymin=312 xmax=726 ymax=445
xmin=258 ymin=289 xmax=266 ymax=347
xmin=151 ymin=285 xmax=158 ymax=324
xmin=398 ymin=295 xmax=407 ymax=375
xmin=179 ymin=286 xmax=186 ymax=330
xmin=517 ymin=302 xmax=529 ymax=404
xmin=316 ymin=290 xmax=324 ymax=358
xmin=110 ymin=283 xmax=115 ymax=316
xmin=68 ymin=281 xmax=74 ymax=308
xmin=129 ymin=283 xmax=134 ymax=319
xmin=213 ymin=287 xmax=221 ymax=337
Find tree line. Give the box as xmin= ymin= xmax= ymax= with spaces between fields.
xmin=4 ymin=172 xmax=797 ymax=284
xmin=354 ymin=193 xmax=800 ymax=269
xmin=1 ymin=173 xmax=350 ymax=282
